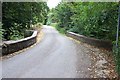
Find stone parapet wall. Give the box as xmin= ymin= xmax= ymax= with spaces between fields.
xmin=66 ymin=32 xmax=112 ymax=51
xmin=2 ymin=30 xmax=38 ymax=56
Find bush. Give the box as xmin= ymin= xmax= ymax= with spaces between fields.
xmin=113 ymin=46 xmax=120 ymax=75
xmin=0 ymin=22 xmax=4 ymax=40
xmin=113 ymin=40 xmax=120 ymax=76
xmin=50 ymin=2 xmax=118 ymax=41
xmin=50 ymin=23 xmax=57 ymax=27
xmin=2 ymin=2 xmax=49 ymax=40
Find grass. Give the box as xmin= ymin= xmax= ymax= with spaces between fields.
xmin=50 ymin=23 xmax=66 ymax=35
xmin=113 ymin=44 xmax=120 ymax=76
xmin=50 ymin=23 xmax=57 ymax=28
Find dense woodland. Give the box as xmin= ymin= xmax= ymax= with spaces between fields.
xmin=47 ymin=2 xmax=120 ymax=75
xmin=1 ymin=2 xmax=49 ymax=40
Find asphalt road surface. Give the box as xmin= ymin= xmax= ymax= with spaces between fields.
xmin=1 ymin=25 xmax=92 ymax=78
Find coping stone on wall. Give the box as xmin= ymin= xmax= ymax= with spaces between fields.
xmin=2 ymin=30 xmax=38 ymax=56
xmin=66 ymin=32 xmax=112 ymax=51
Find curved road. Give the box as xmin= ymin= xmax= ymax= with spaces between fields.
xmin=2 ymin=25 xmax=92 ymax=78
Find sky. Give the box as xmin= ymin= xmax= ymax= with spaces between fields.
xmin=47 ymin=0 xmax=61 ymax=9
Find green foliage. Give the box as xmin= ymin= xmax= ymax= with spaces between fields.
xmin=50 ymin=23 xmax=58 ymax=27
xmin=113 ymin=41 xmax=120 ymax=75
xmin=54 ymin=3 xmax=73 ymax=31
xmin=2 ymin=2 xmax=49 ymax=40
xmin=0 ymin=22 xmax=3 ymax=40
xmin=50 ymin=2 xmax=118 ymax=41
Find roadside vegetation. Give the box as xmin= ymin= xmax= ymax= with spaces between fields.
xmin=0 ymin=22 xmax=3 ymax=40
xmin=2 ymin=2 xmax=49 ymax=40
xmin=113 ymin=42 xmax=120 ymax=75
xmin=47 ymin=2 xmax=120 ymax=76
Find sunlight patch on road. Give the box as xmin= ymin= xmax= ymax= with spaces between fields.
xmin=66 ymin=36 xmax=81 ymax=44
xmin=37 ymin=30 xmax=44 ymax=43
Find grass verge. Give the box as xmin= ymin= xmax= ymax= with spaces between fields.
xmin=113 ymin=45 xmax=120 ymax=76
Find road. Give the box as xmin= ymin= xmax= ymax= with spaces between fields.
xmin=2 ymin=25 xmax=92 ymax=78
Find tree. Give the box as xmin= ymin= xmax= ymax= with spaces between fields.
xmin=50 ymin=2 xmax=119 ymax=41
xmin=2 ymin=2 xmax=49 ymax=40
